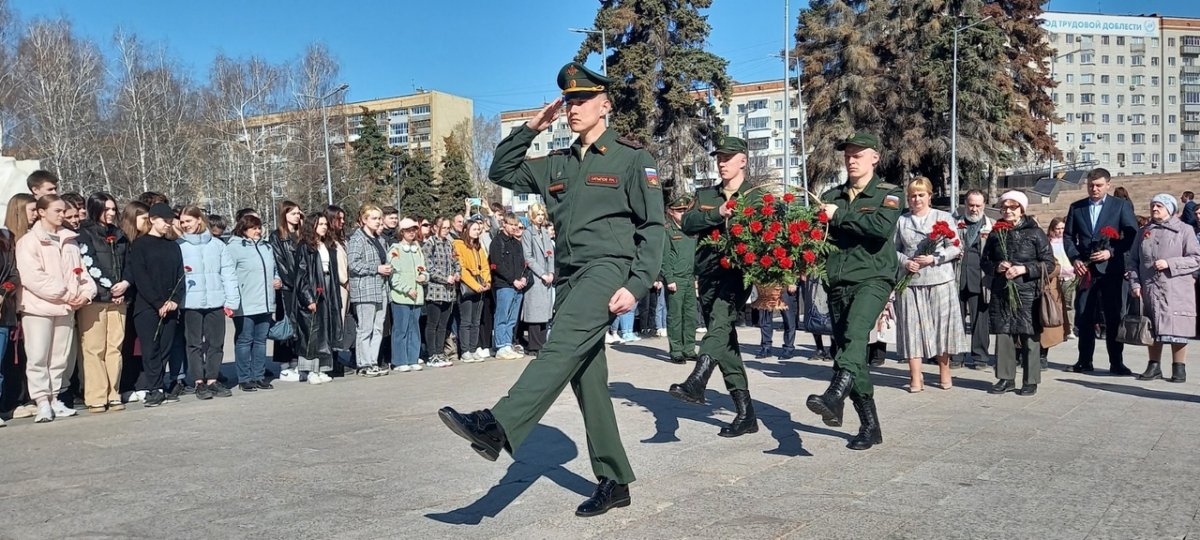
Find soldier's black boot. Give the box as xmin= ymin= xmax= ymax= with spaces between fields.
xmin=718 ymin=389 xmax=759 ymax=438
xmin=575 ymin=477 xmax=631 ymax=517
xmin=1137 ymin=361 xmax=1163 ymax=381
xmin=1168 ymin=362 xmax=1187 ymax=383
xmin=805 ymin=369 xmax=853 ymax=427
xmin=846 ymin=395 xmax=883 ymax=451
xmin=438 ymin=407 xmax=508 ymax=462
xmin=669 ymin=354 xmax=716 ymax=404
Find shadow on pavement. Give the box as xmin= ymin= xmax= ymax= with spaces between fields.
xmin=1059 ymin=378 xmax=1200 ymax=403
xmin=611 ymin=343 xmax=683 ymax=364
xmin=424 ymin=425 xmax=594 ymax=525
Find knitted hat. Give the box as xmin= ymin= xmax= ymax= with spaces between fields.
xmin=998 ymin=190 xmax=1029 ymax=213
xmin=1151 ymin=193 xmax=1178 ymax=216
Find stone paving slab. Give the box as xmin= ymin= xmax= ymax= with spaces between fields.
xmin=1 ymin=328 xmax=1198 ymax=539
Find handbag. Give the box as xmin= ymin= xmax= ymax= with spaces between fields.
xmin=1115 ymin=295 xmax=1154 ymax=346
xmin=268 ymin=314 xmax=295 ymax=342
xmin=1039 ymin=262 xmax=1064 ymax=328
xmin=803 ymin=279 xmax=833 ymax=335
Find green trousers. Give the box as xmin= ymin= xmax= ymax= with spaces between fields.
xmin=696 ymin=274 xmax=751 ymax=392
xmin=491 ymin=260 xmax=635 ymax=484
xmin=828 ymin=279 xmax=890 ymax=398
xmin=666 ymin=280 xmax=697 ymax=357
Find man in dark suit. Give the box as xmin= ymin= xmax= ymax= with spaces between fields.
xmin=1181 ymin=191 xmax=1197 ymax=229
xmin=1063 ymin=168 xmax=1138 ymax=375
xmin=953 ymin=190 xmax=993 ymax=370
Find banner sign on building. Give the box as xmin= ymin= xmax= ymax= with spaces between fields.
xmin=1041 ymin=12 xmax=1159 ymax=38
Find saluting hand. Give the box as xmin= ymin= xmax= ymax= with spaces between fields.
xmin=526 ymin=97 xmax=563 ymax=132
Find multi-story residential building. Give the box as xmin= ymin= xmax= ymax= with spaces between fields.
xmin=1042 ymin=11 xmax=1200 ymax=175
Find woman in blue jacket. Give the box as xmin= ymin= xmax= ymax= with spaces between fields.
xmin=178 ymin=206 xmax=239 ymax=399
xmin=224 ymin=213 xmax=280 ymax=391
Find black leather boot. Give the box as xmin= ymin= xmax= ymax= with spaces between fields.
xmin=805 ymin=369 xmax=852 ymax=427
xmin=718 ymin=389 xmax=759 ymax=438
xmin=669 ymin=354 xmax=716 ymax=404
xmin=1137 ymin=361 xmax=1163 ymax=381
xmin=989 ymin=379 xmax=1017 ymax=394
xmin=438 ymin=407 xmax=508 ymax=462
xmin=575 ymin=477 xmax=631 ymax=517
xmin=846 ymin=395 xmax=883 ymax=451
xmin=1169 ymin=363 xmax=1187 ymax=383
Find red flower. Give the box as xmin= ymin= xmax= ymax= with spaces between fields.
xmin=1143 ymin=230 xmax=1152 ymax=239
xmin=779 ymin=256 xmax=794 ymax=270
xmin=817 ymin=212 xmax=830 ymax=224
xmin=957 ymin=221 xmax=967 ymax=229
xmin=743 ymin=252 xmax=756 ymax=265
xmin=789 ymin=233 xmax=802 ymax=246
xmin=735 ymin=243 xmax=749 ymax=255
xmin=809 ymin=229 xmax=824 ymax=241
xmin=992 ymin=221 xmax=1013 ymax=232
xmin=760 ymin=205 xmax=775 ymax=216
xmin=184 ymin=266 xmax=193 ymax=272
xmin=749 ymin=221 xmax=764 ymax=233
xmin=782 ymin=193 xmax=795 ymax=203
xmin=546 ymin=249 xmax=553 ymax=256
xmin=742 ymin=207 xmax=756 ymax=217
xmin=768 ymin=221 xmax=783 ymax=233
xmin=489 ymin=263 xmax=497 ymax=270
xmin=73 ymin=267 xmax=82 ymax=275
xmin=762 ymin=231 xmax=777 ymax=243
xmin=719 ymin=257 xmax=731 ymax=269
xmin=724 ymin=199 xmax=737 ymax=210
xmin=1100 ymin=226 xmax=1120 ymax=240
xmin=105 ymin=235 xmax=117 ymax=243
xmin=952 ymin=239 xmax=961 ymax=247
xmin=731 ymin=224 xmax=745 ymax=236
xmin=802 ymin=250 xmax=817 ymax=264
xmin=1 ymin=281 xmax=13 ymax=291
xmin=772 ymin=246 xmax=787 ymax=259
xmin=317 ymin=287 xmax=326 ymax=296
xmin=759 ymin=255 xmax=774 ymax=268
xmin=417 ymin=266 xmax=426 ymax=273
xmin=796 ymin=220 xmax=811 ymax=233
xmin=710 ymin=229 xmax=721 ymax=241
xmin=762 ymin=193 xmax=775 ymax=204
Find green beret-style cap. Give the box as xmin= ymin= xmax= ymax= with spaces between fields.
xmin=709 ymin=136 xmax=748 ymax=156
xmin=835 ymin=132 xmax=881 ymax=152
xmin=558 ymin=62 xmax=612 ymax=97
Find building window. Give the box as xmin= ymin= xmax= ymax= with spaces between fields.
xmin=1117 ymin=134 xmax=1125 ymax=142
xmin=1152 ymin=134 xmax=1160 ymax=144
xmin=1170 ymin=115 xmax=1177 ymax=124
xmin=746 ymin=116 xmax=769 ymax=130
xmin=1117 ymin=152 xmax=1126 ymax=164
xmin=1117 ymin=114 xmax=1125 ymax=124
xmin=722 ymin=105 xmax=729 ymax=115
xmin=1066 ymin=93 xmax=1074 ymax=103
xmin=1152 ymin=115 xmax=1160 ymax=125
xmin=1065 ymin=132 xmax=1074 ymax=142
xmin=1101 ymin=113 xmax=1110 ymax=123
xmin=1132 ymin=94 xmax=1145 ymax=105
xmin=748 ymin=99 xmax=768 ymax=111
xmin=1152 ymin=95 xmax=1160 ymax=105
xmin=1117 ymin=36 xmax=1125 ymax=45
xmin=1132 ymin=114 xmax=1146 ymax=124
xmin=773 ymin=158 xmax=783 ymax=168
xmin=1117 ymin=75 xmax=1126 ymax=84
xmin=1170 ymin=76 xmax=1177 ymax=86
xmin=1082 ymin=74 xmax=1095 ymax=84
xmin=1186 ymin=92 xmax=1200 ymax=105
xmin=1081 ymin=113 xmax=1095 ymax=123
xmin=1170 ymin=134 xmax=1177 ymax=143
xmin=1131 ymin=55 xmax=1144 ymax=66
xmin=1081 ymin=52 xmax=1095 ymax=64
xmin=773 ymin=100 xmax=783 ymax=111
xmin=1101 ymin=94 xmax=1110 ymax=105
xmin=1065 ymin=74 xmax=1074 ymax=83
xmin=1132 ymin=153 xmax=1145 ymax=163
xmin=1100 ymin=75 xmax=1110 ymax=84
xmin=774 ymin=139 xmax=783 ymax=149
xmin=1082 ymin=132 xmax=1096 ymax=143
xmin=1132 ymin=75 xmax=1144 ymax=86
xmin=1117 ymin=55 xmax=1124 ymax=65
xmin=1151 ymin=76 xmax=1160 ymax=86
xmin=1102 ymin=153 xmax=1110 ymax=162
xmin=1102 ymin=36 xmax=1110 ymax=45
xmin=1101 ymin=55 xmax=1110 ymax=65
xmin=1151 ymin=57 xmax=1159 ymax=66
xmin=532 ymin=142 xmax=540 ymax=151
xmin=1081 ymin=93 xmax=1095 ymax=104
xmin=409 ymin=105 xmax=430 ymax=115
xmin=789 ymin=118 xmax=798 ymax=128
xmin=1133 ymin=134 xmax=1146 ymax=144
xmin=748 ymin=137 xmax=769 ymax=151
xmin=774 ymin=120 xmax=783 ymax=130
xmin=1066 ymin=113 xmax=1074 ymax=122
xmin=1169 ymin=57 xmax=1176 ymax=66
xmin=1170 ymin=153 xmax=1177 ymax=163
xmin=1152 ymin=37 xmax=1159 ymax=48
xmin=1152 ymin=153 xmax=1160 ymax=163
xmin=1169 ymin=37 xmax=1176 ymax=47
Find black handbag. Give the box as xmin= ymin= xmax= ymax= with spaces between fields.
xmin=1115 ymin=295 xmax=1153 ymax=346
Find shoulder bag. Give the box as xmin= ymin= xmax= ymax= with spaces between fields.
xmin=1039 ymin=262 xmax=1064 ymax=328
xmin=1115 ymin=295 xmax=1154 ymax=346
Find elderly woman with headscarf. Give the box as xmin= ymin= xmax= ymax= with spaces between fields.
xmin=1129 ymin=193 xmax=1200 ymax=383
xmin=983 ymin=191 xmax=1055 ymax=396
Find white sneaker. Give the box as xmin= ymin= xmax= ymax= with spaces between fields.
xmin=34 ymin=404 xmax=53 ymax=423
xmin=125 ymin=390 xmax=146 ymax=403
xmin=604 ymin=332 xmax=619 ymax=344
xmin=279 ymin=369 xmax=301 ymax=382
xmin=476 ymin=348 xmax=491 ymax=359
xmin=413 ymin=363 xmax=424 ymax=371
xmin=51 ymin=400 xmax=77 ymax=418
xmin=656 ymin=328 xmax=668 ymax=337
xmin=307 ymin=373 xmax=323 ymax=385
xmin=12 ymin=403 xmax=38 ymax=418
xmin=397 ymin=365 xmax=412 ymax=373
xmin=497 ymin=347 xmax=523 ymax=360
xmin=460 ymin=352 xmax=477 ymax=363
xmin=316 ymin=372 xmax=333 ymax=383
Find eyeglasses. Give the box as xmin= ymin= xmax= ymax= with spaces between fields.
xmin=1001 ymin=204 xmax=1021 ymax=211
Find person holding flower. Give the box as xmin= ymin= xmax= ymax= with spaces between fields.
xmin=75 ymin=192 xmax=131 ymax=412
xmin=126 ymin=203 xmax=184 ymax=407
xmin=423 ymin=216 xmax=460 ymax=367
xmin=1062 ymin=168 xmax=1138 ymax=375
xmin=17 ymin=195 xmax=98 ymax=422
xmin=388 ymin=217 xmax=428 ymax=372
xmin=293 ymin=212 xmax=344 ymax=384
xmin=983 ymin=191 xmax=1055 ymax=396
xmin=177 ymin=206 xmax=238 ymax=399
xmin=893 ymin=177 xmax=968 ymax=392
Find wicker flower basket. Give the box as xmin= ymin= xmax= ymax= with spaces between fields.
xmin=749 ymin=284 xmax=788 ymax=312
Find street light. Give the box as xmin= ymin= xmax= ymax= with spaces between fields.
xmin=313 ymin=83 xmax=350 ymax=205
xmin=1047 ymin=48 xmax=1091 ymax=182
xmin=567 ymin=27 xmax=607 ymax=76
xmin=950 ymin=15 xmax=992 ymax=209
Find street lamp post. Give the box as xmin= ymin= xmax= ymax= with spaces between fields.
xmin=950 ymin=15 xmax=992 ymax=208
xmin=568 ymin=27 xmax=607 ymax=76
xmin=1047 ymin=48 xmax=1090 ymax=183
xmin=313 ymin=83 xmax=349 ymax=205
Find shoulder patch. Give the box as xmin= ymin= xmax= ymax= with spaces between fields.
xmin=616 ymin=135 xmax=643 ymax=149
xmin=644 ymin=167 xmax=660 ymax=189
xmin=882 ymin=195 xmax=900 ymax=209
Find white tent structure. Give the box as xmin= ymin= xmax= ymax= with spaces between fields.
xmin=0 ymin=155 xmax=42 ymax=221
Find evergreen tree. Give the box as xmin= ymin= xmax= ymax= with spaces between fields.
xmin=438 ymin=135 xmax=476 ymax=218
xmin=575 ymin=0 xmax=732 ymax=189
xmin=394 ymin=148 xmax=437 ymax=218
xmin=350 ymin=107 xmax=392 ymax=200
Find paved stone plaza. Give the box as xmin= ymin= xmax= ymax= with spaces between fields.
xmin=2 ymin=328 xmax=1198 ymax=539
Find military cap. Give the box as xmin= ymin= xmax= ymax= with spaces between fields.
xmin=709 ymin=136 xmax=748 ymax=156
xmin=668 ymin=194 xmax=695 ymax=210
xmin=558 ymin=62 xmax=611 ymax=97
xmin=835 ymin=132 xmax=881 ymax=152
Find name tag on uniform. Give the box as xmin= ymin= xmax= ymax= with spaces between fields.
xmin=587 ymin=174 xmax=619 ymax=187
xmin=699 ymin=204 xmax=717 ymax=211
xmin=883 ymin=195 xmax=900 ymax=208
xmin=858 ymin=206 xmax=876 ymax=212
xmin=548 ymin=182 xmax=567 ymax=194
xmin=671 ymin=235 xmax=683 ymax=240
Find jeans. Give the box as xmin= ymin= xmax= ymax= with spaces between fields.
xmin=234 ymin=314 xmax=270 ymax=383
xmin=758 ymin=290 xmax=799 ymax=349
xmin=459 ymin=293 xmax=484 ymax=352
xmin=352 ymin=303 xmax=387 ymax=369
xmin=391 ymin=303 xmax=422 ymax=367
xmin=610 ymin=311 xmax=634 ymax=336
xmin=493 ymin=287 xmax=523 ymax=349
xmin=656 ymin=288 xmax=667 ymax=329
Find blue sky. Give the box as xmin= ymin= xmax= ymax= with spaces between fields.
xmin=15 ymin=0 xmax=1200 ymax=117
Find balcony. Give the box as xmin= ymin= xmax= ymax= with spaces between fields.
xmin=1131 ymin=43 xmax=1146 ymax=54
xmin=1183 ymin=44 xmax=1200 ymax=56
xmin=1183 ymin=65 xmax=1200 ymax=76
xmin=1184 ymin=121 xmax=1200 ymax=132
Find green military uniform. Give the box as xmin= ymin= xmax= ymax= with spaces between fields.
xmin=820 ymin=134 xmax=904 ymax=399
xmin=485 ymin=63 xmax=665 ymax=485
xmin=663 ymin=196 xmax=698 ymax=362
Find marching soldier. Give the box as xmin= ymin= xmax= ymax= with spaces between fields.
xmin=667 ymin=136 xmax=758 ymax=438
xmin=805 ymin=132 xmax=904 ymax=451
xmin=663 ymin=194 xmax=698 ymax=364
xmin=438 ymin=62 xmax=665 ymax=517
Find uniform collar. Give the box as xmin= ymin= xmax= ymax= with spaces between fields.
xmin=572 ymin=128 xmax=616 ymax=158
xmin=717 ymin=178 xmax=753 ymax=201
xmin=836 ymin=174 xmax=882 ymax=198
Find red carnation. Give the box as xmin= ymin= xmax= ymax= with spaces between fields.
xmin=789 ymin=233 xmax=802 ymax=246
xmin=796 ymin=220 xmax=811 ymax=233
xmin=719 ymin=257 xmax=731 ymax=269
xmin=316 ymin=287 xmax=324 ymax=295
xmin=742 ymin=207 xmax=756 ymax=217
xmin=768 ymin=221 xmax=783 ymax=233
xmin=490 ymin=263 xmax=497 ymax=270
xmin=760 ymin=205 xmax=776 ymax=216
xmin=787 ymin=222 xmax=801 ymax=234
xmin=992 ymin=221 xmax=1013 ymax=232
xmin=546 ymin=249 xmax=553 ymax=256
xmin=710 ymin=229 xmax=721 ymax=241
xmin=73 ymin=267 xmax=82 ymax=275
xmin=724 ymin=199 xmax=737 ymax=210
xmin=802 ymin=250 xmax=817 ymax=264
xmin=1143 ymin=230 xmax=1152 ymax=239
xmin=1 ymin=281 xmax=13 ymax=291
xmin=817 ymin=212 xmax=829 ymax=224
xmin=779 ymin=256 xmax=794 ymax=270
xmin=759 ymin=255 xmax=774 ymax=268
xmin=417 ymin=266 xmax=426 ymax=273
xmin=809 ymin=229 xmax=824 ymax=241
xmin=749 ymin=221 xmax=764 ymax=233
xmin=763 ymin=193 xmax=775 ymax=204
xmin=772 ymin=246 xmax=787 ymax=259
xmin=782 ymin=193 xmax=795 ymax=203
xmin=184 ymin=265 xmax=193 ymax=272
xmin=743 ymin=252 xmax=757 ymax=265
xmin=735 ymin=243 xmax=749 ymax=255
xmin=952 ymin=239 xmax=961 ymax=247
xmin=957 ymin=221 xmax=967 ymax=229
xmin=105 ymin=235 xmax=117 ymax=243
xmin=762 ymin=230 xmax=777 ymax=243
xmin=731 ymin=224 xmax=745 ymax=236
xmin=1100 ymin=226 xmax=1120 ymax=240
